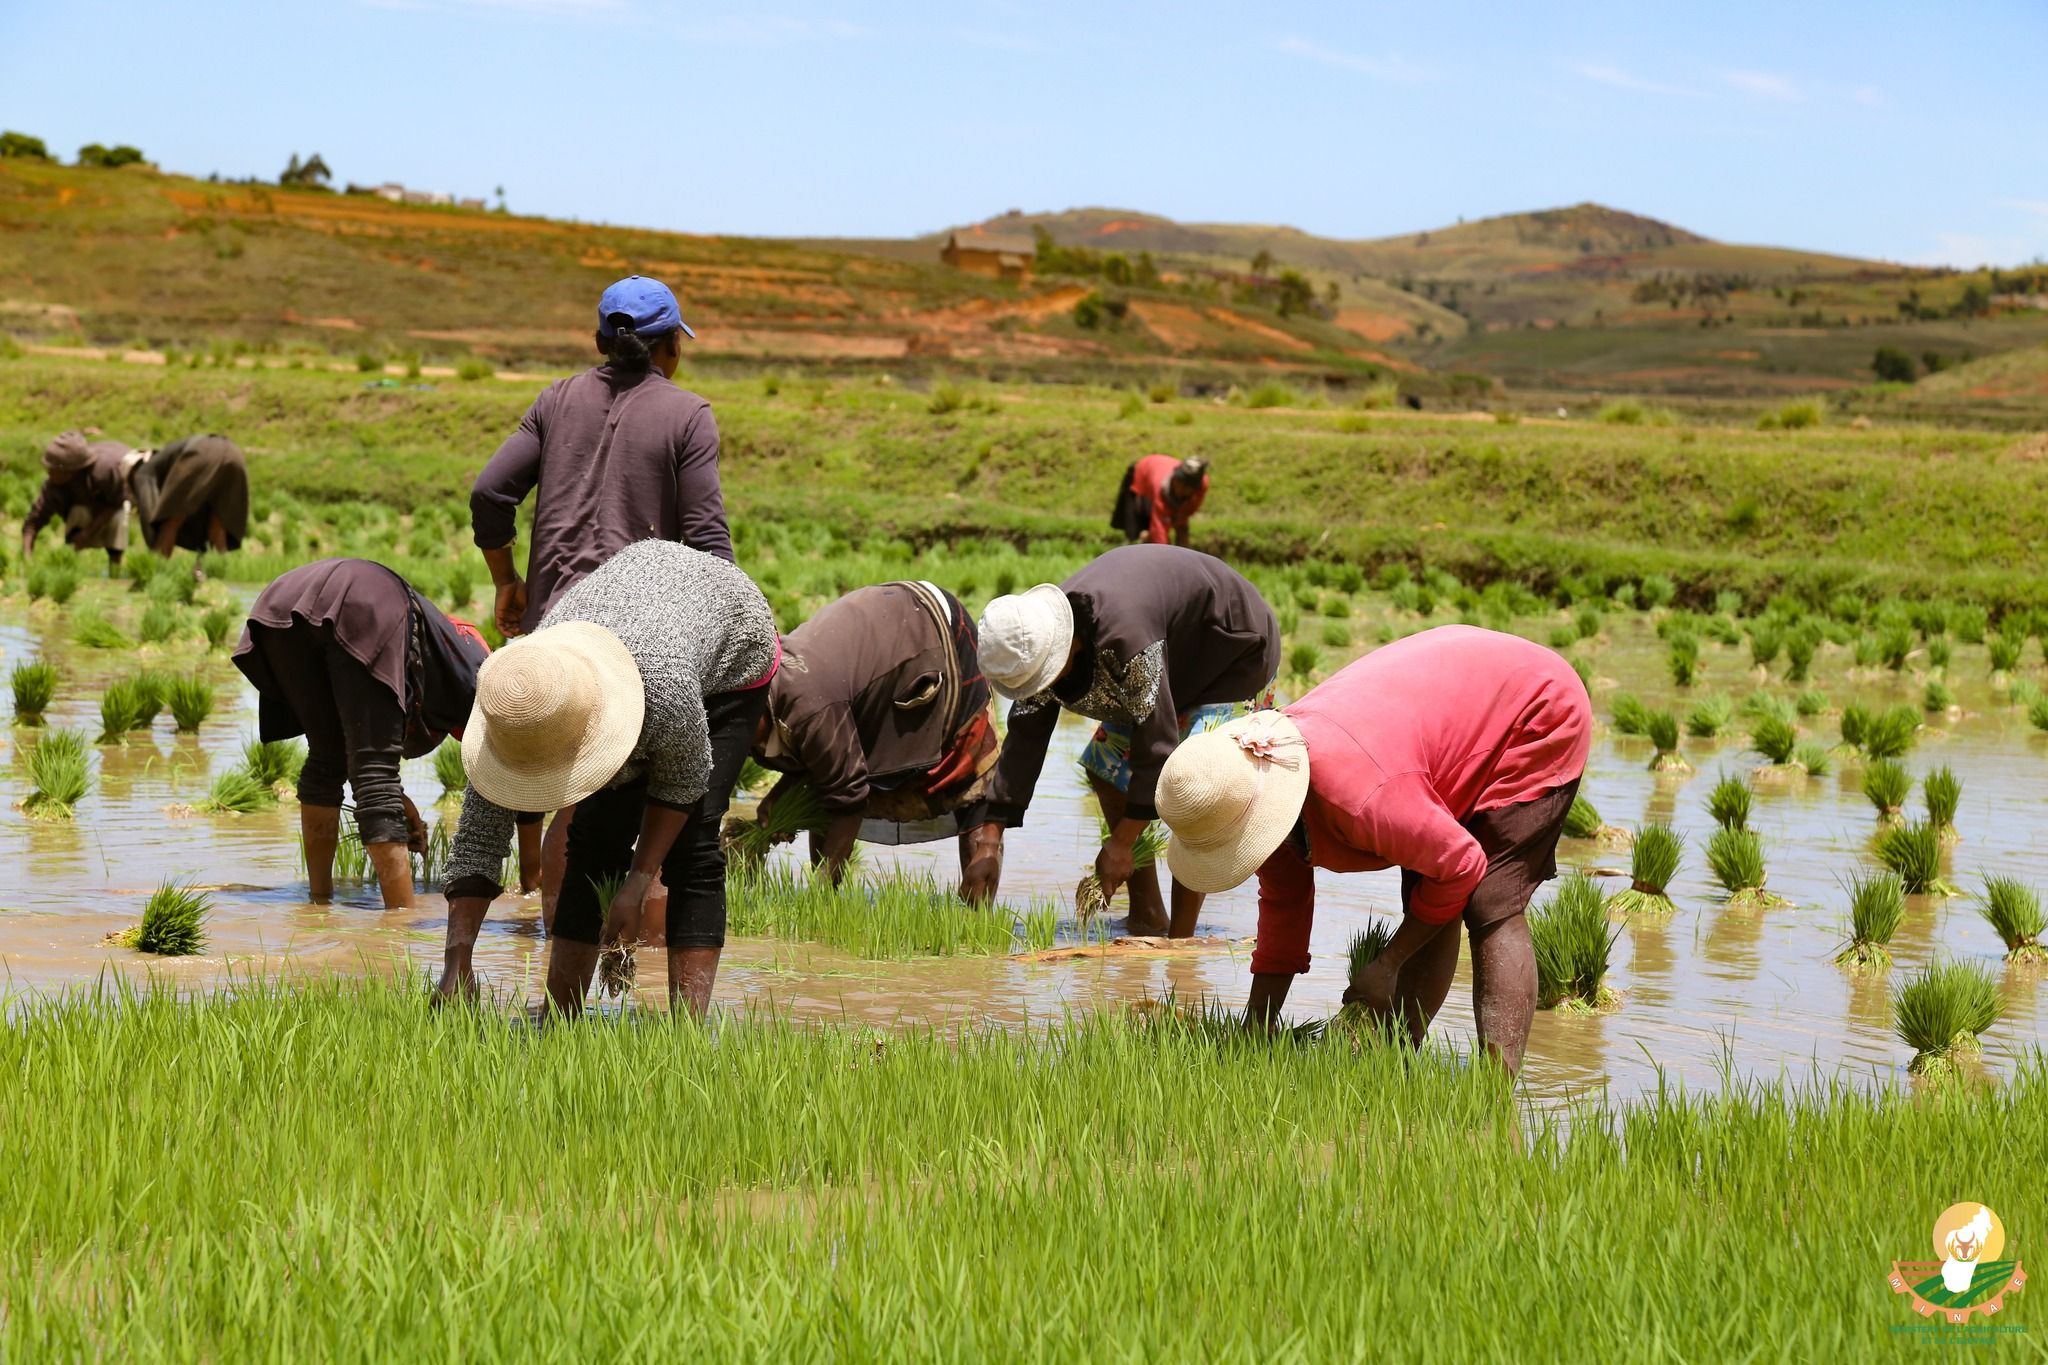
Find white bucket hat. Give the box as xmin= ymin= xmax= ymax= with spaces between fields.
xmin=462 ymin=622 xmax=645 ymax=812
xmin=978 ymin=584 xmax=1074 ymax=701
xmin=1158 ymin=711 xmax=1312 ymax=893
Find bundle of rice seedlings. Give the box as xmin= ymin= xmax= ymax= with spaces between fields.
xmin=1286 ymin=641 xmax=1322 ymax=680
xmin=1645 ymin=710 xmax=1688 ymax=772
xmin=1738 ymin=689 xmax=1796 ymax=724
xmin=1748 ymin=624 xmax=1782 ymax=671
xmin=1706 ymin=774 xmax=1751 ymax=830
xmin=1988 ymin=635 xmax=2023 ymax=674
xmin=1923 ymin=679 xmax=1955 ymax=713
xmin=1667 ymin=634 xmax=1701 ymax=687
xmin=2010 ymin=678 xmax=2044 ymax=711
xmin=1346 ymin=920 xmax=1395 ymax=974
xmin=196 ymin=767 xmax=276 ymax=815
xmin=26 ymin=561 xmax=82 ymax=605
xmin=1562 ymin=792 xmax=1618 ymax=842
xmin=137 ymin=601 xmax=183 ymax=645
xmin=72 ymin=611 xmax=132 ymax=650
xmin=1860 ymin=706 xmax=1919 ymax=760
xmin=1893 ymin=960 xmax=2002 ymax=1080
xmin=432 ymin=737 xmax=466 ymax=797
xmin=1573 ymin=606 xmax=1602 ymax=641
xmin=1608 ymin=692 xmax=1652 ymax=736
xmin=722 ymin=780 xmax=830 ymax=864
xmin=1877 ymin=821 xmax=1956 ymax=896
xmin=1838 ymin=703 xmax=1872 ymax=749
xmin=1978 ymin=875 xmax=2048 ymax=965
xmin=1531 ymin=874 xmax=1621 ymax=1010
xmin=1878 ymin=624 xmax=1914 ymax=672
xmin=1862 ymin=759 xmax=1912 ymax=822
xmin=23 ymin=729 xmax=91 ymax=819
xmin=1748 ymin=714 xmax=1798 ymax=766
xmin=96 ymin=678 xmax=151 ymax=744
xmin=1685 ymin=694 xmax=1733 ymax=738
xmin=119 ymin=881 xmax=211 ymax=957
xmin=1607 ymin=823 xmax=1683 ymax=918
xmin=333 ymin=812 xmax=371 ymax=881
xmin=1833 ymin=870 xmax=1905 ymax=970
xmin=200 ymin=607 xmax=237 ymax=650
xmin=145 ymin=568 xmax=199 ymax=607
xmin=2030 ymin=697 xmax=2048 ymax=734
xmin=166 ymin=676 xmax=214 ymax=734
xmin=1923 ymin=766 xmax=1962 ymax=839
xmin=11 ymin=659 xmax=56 ymax=726
xmin=1706 ymin=827 xmax=1787 ymax=909
xmin=1851 ymin=634 xmax=1880 ymax=668
xmin=734 ymin=758 xmax=777 ymax=796
xmin=1794 ymin=689 xmax=1829 ymax=717
xmin=244 ymin=739 xmax=307 ymax=790
xmin=1784 ymin=629 xmax=1819 ymax=683
xmin=1792 ymin=741 xmax=1832 ymax=777
xmin=1927 ymin=637 xmax=1953 ymax=670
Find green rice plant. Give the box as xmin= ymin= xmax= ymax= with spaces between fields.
xmin=1794 ymin=689 xmax=1829 ymax=717
xmin=1877 ymin=821 xmax=1956 ymax=897
xmin=1320 ymin=594 xmax=1352 ymax=620
xmin=71 ymin=610 xmax=132 ymax=650
xmin=122 ymin=881 xmax=211 ymax=957
xmin=1923 ymin=679 xmax=1955 ymax=712
xmin=1573 ymin=605 xmax=1602 ymax=640
xmin=723 ymin=781 xmax=830 ymax=865
xmin=136 ymin=602 xmax=182 ymax=645
xmin=165 ymin=675 xmax=214 ymax=734
xmin=2009 ymin=677 xmax=2042 ymax=710
xmin=1638 ymin=574 xmax=1676 ymax=609
xmin=1608 ymin=692 xmax=1651 ymax=736
xmin=1561 ymin=792 xmax=1607 ymax=840
xmin=1784 ymin=629 xmax=1818 ymax=682
xmin=334 ymin=811 xmax=371 ymax=881
xmin=1878 ymin=624 xmax=1913 ymax=672
xmin=197 ymin=767 xmax=276 ymax=815
xmin=1978 ymin=875 xmax=2048 ymax=964
xmin=1894 ymin=959 xmax=2002 ymax=1079
xmin=1927 ymin=637 xmax=1952 ymax=670
xmin=1738 ymin=689 xmax=1796 ymax=725
xmin=726 ymin=865 xmax=1053 ymax=958
xmin=416 ymin=816 xmax=455 ymax=890
xmin=1834 ymin=871 xmax=1905 ymax=969
xmin=432 ymin=737 xmax=466 ymax=797
xmin=1792 ymin=742 xmax=1832 ymax=777
xmin=1860 ymin=706 xmax=1919 ymax=760
xmin=1748 ymin=624 xmax=1782 ymax=670
xmin=200 ymin=607 xmax=237 ymax=650
xmin=1667 ymin=634 xmax=1700 ymax=687
xmin=1706 ymin=827 xmax=1784 ymax=908
xmin=1319 ymin=621 xmax=1351 ymax=649
xmin=1286 ymin=641 xmax=1322 ymax=678
xmin=2029 ymin=697 xmax=2048 ymax=733
xmin=734 ymin=758 xmax=777 ymax=796
xmin=146 ymin=567 xmax=199 ymax=607
xmin=1645 ymin=710 xmax=1687 ymax=771
xmin=244 ymin=739 xmax=307 ymax=790
xmin=1530 ymin=873 xmax=1620 ymax=1010
xmin=1861 ymin=759 xmax=1911 ymax=821
xmin=1838 ymin=702 xmax=1871 ymax=749
xmin=1607 ymin=823 xmax=1682 ymax=918
xmin=1851 ymin=633 xmax=1880 ymax=668
xmin=1706 ymin=774 xmax=1751 ymax=831
xmin=11 ymin=658 xmax=57 ymax=726
xmin=1276 ymin=602 xmax=1301 ymax=636
xmin=1685 ymin=694 xmax=1732 ymax=738
xmin=25 ymin=560 xmax=82 ymax=605
xmin=1703 ymin=615 xmax=1743 ymax=647
xmin=23 ymin=728 xmax=91 ymax=818
xmin=1922 ymin=766 xmax=1961 ymax=836
xmin=1346 ymin=921 xmax=1395 ymax=976
xmin=1747 ymin=714 xmax=1797 ymax=766
xmin=96 ymin=678 xmax=151 ymax=743
xmin=1988 ymin=635 xmax=2023 ymax=673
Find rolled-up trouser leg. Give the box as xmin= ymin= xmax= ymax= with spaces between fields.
xmin=325 ymin=635 xmax=410 ymax=846
xmin=554 ymin=784 xmax=639 ymax=945
xmin=662 ymin=686 xmax=770 ymax=950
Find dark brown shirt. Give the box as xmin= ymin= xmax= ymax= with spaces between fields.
xmin=131 ymin=434 xmax=249 ymax=548
xmin=985 ymin=545 xmax=1280 ymax=825
xmin=24 ymin=441 xmax=132 ymax=538
xmin=470 ymin=365 xmax=732 ymax=632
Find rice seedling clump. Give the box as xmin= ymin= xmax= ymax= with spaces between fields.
xmin=200 ymin=607 xmax=237 ymax=650
xmin=197 ymin=767 xmax=277 ymax=815
xmin=1561 ymin=792 xmax=1623 ymax=843
xmin=132 ymin=881 xmax=211 ymax=957
xmin=166 ymin=676 xmax=215 ymax=734
xmin=244 ymin=739 xmax=307 ymax=790
xmin=433 ymin=737 xmax=467 ymax=796
xmin=1922 ymin=766 xmax=1961 ymax=838
xmin=1346 ymin=921 xmax=1394 ymax=975
xmin=23 ymin=729 xmax=91 ymax=819
xmin=1748 ymin=714 xmax=1798 ymax=766
xmin=1706 ymin=827 xmax=1787 ymax=909
xmin=1608 ymin=692 xmax=1652 ymax=736
xmin=1862 ymin=759 xmax=1911 ymax=821
xmin=1894 ymin=960 xmax=2002 ymax=1080
xmin=96 ymin=678 xmax=151 ymax=744
xmin=1645 ymin=710 xmax=1688 ymax=771
xmin=1978 ymin=875 xmax=2048 ymax=964
xmin=137 ymin=601 xmax=183 ymax=645
xmin=1860 ymin=706 xmax=1919 ymax=759
xmin=1838 ymin=703 xmax=1871 ymax=750
xmin=1607 ymin=823 xmax=1683 ymax=918
xmin=1877 ymin=821 xmax=1955 ymax=897
xmin=1707 ymin=774 xmax=1751 ymax=830
xmin=1792 ymin=741 xmax=1831 ymax=776
xmin=1685 ymin=695 xmax=1732 ymax=738
xmin=1531 ymin=873 xmax=1620 ymax=1010
xmin=1922 ymin=679 xmax=1955 ymax=713
xmin=11 ymin=659 xmax=57 ymax=726
xmin=72 ymin=610 xmax=132 ymax=650
xmin=1834 ymin=871 xmax=1905 ymax=970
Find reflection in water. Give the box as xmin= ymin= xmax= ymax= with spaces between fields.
xmin=3 ymin=602 xmax=2046 ymax=1108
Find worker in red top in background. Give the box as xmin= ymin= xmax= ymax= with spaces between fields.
xmin=1112 ymin=455 xmax=1209 ymax=547
xmin=1153 ymin=626 xmax=1592 ymax=1076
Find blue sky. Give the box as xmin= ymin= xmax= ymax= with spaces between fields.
xmin=3 ymin=0 xmax=2043 ymax=265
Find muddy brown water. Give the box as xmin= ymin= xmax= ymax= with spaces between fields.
xmin=3 ymin=597 xmax=2043 ymax=1107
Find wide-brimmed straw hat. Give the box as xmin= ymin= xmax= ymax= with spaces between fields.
xmin=978 ymin=584 xmax=1074 ymax=701
xmin=1158 ymin=711 xmax=1312 ymax=894
xmin=462 ymin=622 xmax=645 ymax=812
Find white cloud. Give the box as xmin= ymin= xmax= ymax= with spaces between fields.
xmin=1572 ymin=62 xmax=1698 ymax=98
xmin=2005 ymin=198 xmax=2048 ymax=220
xmin=1272 ymin=35 xmax=1434 ymax=85
xmin=1720 ymin=69 xmax=1801 ymax=102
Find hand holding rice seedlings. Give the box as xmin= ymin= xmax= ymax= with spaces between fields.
xmin=1977 ymin=875 xmax=2048 ymax=965
xmin=1607 ymin=822 xmax=1683 ymax=918
xmin=1860 ymin=705 xmax=1919 ymax=759
xmin=199 ymin=607 xmax=237 ymax=650
xmin=1861 ymin=759 xmax=1912 ymax=822
xmin=72 ymin=610 xmax=132 ymax=650
xmin=590 ymin=871 xmax=637 ymax=997
xmin=1833 ymin=871 xmax=1906 ymax=970
xmin=1706 ymin=827 xmax=1787 ymax=909
xmin=723 ymin=779 xmax=830 ymax=864
xmin=1877 ymin=821 xmax=1956 ymax=896
xmin=1923 ymin=679 xmax=1955 ymax=713
xmin=432 ymin=737 xmax=466 ymax=797
xmin=166 ymin=675 xmax=214 ymax=734
xmin=1531 ymin=873 xmax=1621 ymax=1010
xmin=1608 ymin=692 xmax=1652 ymax=736
xmin=1646 ymin=710 xmax=1688 ymax=771
xmin=11 ymin=658 xmax=57 ymax=726
xmin=1792 ymin=741 xmax=1831 ymax=777
xmin=1685 ymin=694 xmax=1732 ymax=738
xmin=1707 ymin=774 xmax=1752 ymax=830
xmin=1346 ymin=920 xmax=1394 ymax=975
xmin=96 ymin=678 xmax=151 ymax=743
xmin=196 ymin=766 xmax=277 ymax=815
xmin=22 ymin=729 xmax=91 ymax=819
xmin=110 ymin=881 xmax=211 ymax=957
xmin=1922 ymin=765 xmax=1961 ymax=838
xmin=1894 ymin=959 xmax=2002 ymax=1080
xmin=1747 ymin=714 xmax=1798 ymax=766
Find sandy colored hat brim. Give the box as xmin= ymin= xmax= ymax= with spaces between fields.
xmin=985 ymin=583 xmax=1074 ymax=702
xmin=462 ymin=622 xmax=645 ymax=813
xmin=1160 ymin=713 xmax=1312 ymax=894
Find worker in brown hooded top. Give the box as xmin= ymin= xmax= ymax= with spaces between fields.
xmin=128 ymin=434 xmax=250 ymax=556
xmin=21 ymin=430 xmax=143 ymax=569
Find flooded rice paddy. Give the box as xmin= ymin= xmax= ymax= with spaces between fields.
xmin=3 ymin=591 xmax=2043 ymax=1107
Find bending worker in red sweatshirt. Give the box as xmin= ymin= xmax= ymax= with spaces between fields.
xmin=1155 ymin=625 xmax=1591 ymax=1075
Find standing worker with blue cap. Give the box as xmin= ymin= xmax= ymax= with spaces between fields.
xmin=470 ymin=275 xmax=731 ymax=638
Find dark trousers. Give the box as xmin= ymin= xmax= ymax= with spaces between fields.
xmin=553 ymin=686 xmax=767 ymax=950
xmin=249 ymin=623 xmax=409 ymax=845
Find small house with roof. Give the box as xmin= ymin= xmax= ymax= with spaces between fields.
xmin=941 ymin=230 xmax=1034 ymax=283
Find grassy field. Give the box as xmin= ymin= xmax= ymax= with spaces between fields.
xmin=2 ymin=977 xmax=2040 ymax=1359
xmin=6 ymin=353 xmax=2048 ymax=613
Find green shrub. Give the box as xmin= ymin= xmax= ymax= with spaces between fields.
xmin=1639 ymin=575 xmax=1676 ymax=610
xmin=1598 ymin=398 xmax=1674 ymax=426
xmin=354 ymin=352 xmax=382 ymax=373
xmin=1243 ymin=381 xmax=1300 ymax=410
xmin=927 ymin=382 xmax=967 ymax=415
xmin=1757 ymin=397 xmax=1826 ymax=430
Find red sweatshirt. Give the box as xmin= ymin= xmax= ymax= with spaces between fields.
xmin=1253 ymin=626 xmax=1592 ymax=976
xmin=1130 ymin=454 xmax=1207 ymax=544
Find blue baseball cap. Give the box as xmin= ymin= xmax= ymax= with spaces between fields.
xmin=597 ymin=275 xmax=694 ymax=339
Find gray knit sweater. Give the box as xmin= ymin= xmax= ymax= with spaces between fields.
xmin=442 ymin=540 xmax=777 ymax=896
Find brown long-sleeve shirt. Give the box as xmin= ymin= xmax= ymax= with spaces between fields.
xmin=470 ymin=365 xmax=732 ymax=631
xmin=24 ymin=441 xmax=133 ymax=541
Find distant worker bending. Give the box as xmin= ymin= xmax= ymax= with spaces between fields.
xmin=22 ymin=430 xmax=142 ymax=570
xmin=1113 ymin=454 xmax=1210 ymax=547
xmin=24 ymin=430 xmax=250 ymax=566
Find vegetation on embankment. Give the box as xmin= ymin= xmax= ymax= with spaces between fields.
xmin=2 ymin=977 xmax=2040 ymax=1357
xmin=5 ymin=355 xmax=2048 ymax=612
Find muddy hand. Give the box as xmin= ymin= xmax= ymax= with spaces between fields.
xmin=1340 ymin=959 xmax=1398 ymax=1019
xmin=601 ymin=871 xmax=651 ymax=947
xmin=1094 ymin=840 xmax=1135 ymax=903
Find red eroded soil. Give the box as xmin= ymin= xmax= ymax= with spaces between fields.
xmin=1332 ymin=306 xmax=1411 ymax=343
